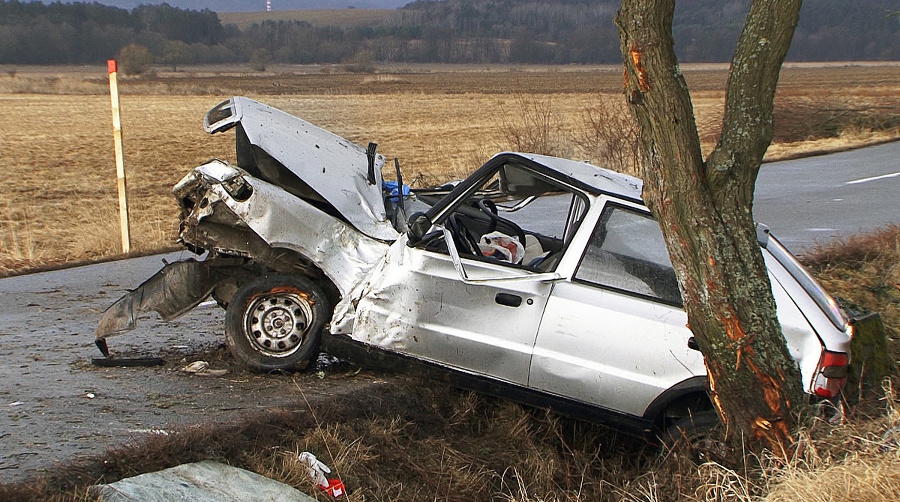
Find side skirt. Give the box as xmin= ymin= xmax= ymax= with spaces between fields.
xmin=321 ymin=333 xmax=656 ymax=438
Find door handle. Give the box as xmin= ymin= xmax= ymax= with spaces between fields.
xmin=495 ymin=293 xmax=523 ymax=308
xmin=687 ymin=337 xmax=700 ymax=351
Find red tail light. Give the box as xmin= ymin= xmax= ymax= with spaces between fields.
xmin=812 ymin=351 xmax=849 ymax=398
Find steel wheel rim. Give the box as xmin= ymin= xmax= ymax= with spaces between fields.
xmin=243 ymin=290 xmax=313 ymax=358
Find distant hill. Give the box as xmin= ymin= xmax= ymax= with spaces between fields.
xmin=218 ymin=8 xmax=396 ymax=30
xmin=59 ymin=0 xmax=410 ymax=11
xmin=2 ymin=0 xmax=897 ymax=66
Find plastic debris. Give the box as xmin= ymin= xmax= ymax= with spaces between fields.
xmin=297 ymin=452 xmax=330 ymax=488
xmin=321 ymin=479 xmax=346 ymax=498
xmin=381 ymin=180 xmax=410 ymax=201
xmin=314 ymin=353 xmax=341 ymax=370
xmin=84 ymin=393 xmax=96 ymax=399
xmin=182 ymin=361 xmax=209 ymax=373
xmin=298 ymin=452 xmax=345 ymax=498
xmin=181 ymin=361 xmax=227 ymax=377
xmin=478 ymin=231 xmax=525 ymax=264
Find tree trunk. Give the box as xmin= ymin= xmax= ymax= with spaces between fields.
xmin=615 ymin=0 xmax=806 ymax=456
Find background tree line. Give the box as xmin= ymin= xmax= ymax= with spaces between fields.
xmin=1 ymin=0 xmax=897 ymax=68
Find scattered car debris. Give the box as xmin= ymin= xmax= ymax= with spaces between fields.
xmin=127 ymin=429 xmax=170 ymax=436
xmin=181 ymin=360 xmax=208 ymax=373
xmin=91 ymin=356 xmax=165 ymax=368
xmin=320 ymin=479 xmax=347 ymax=499
xmin=96 ymin=97 xmax=853 ymax=441
xmin=298 ymin=452 xmax=345 ymax=498
xmin=180 ymin=361 xmax=227 ymax=377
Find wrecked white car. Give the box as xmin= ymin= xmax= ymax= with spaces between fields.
xmin=97 ymin=97 xmax=851 ymax=437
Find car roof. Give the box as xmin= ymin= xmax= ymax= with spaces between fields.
xmin=505 ymin=152 xmax=644 ymax=202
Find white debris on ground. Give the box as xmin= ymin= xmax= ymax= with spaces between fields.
xmin=180 ymin=360 xmax=228 ymax=377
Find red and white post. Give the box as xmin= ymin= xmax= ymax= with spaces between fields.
xmin=107 ymin=60 xmax=131 ymax=254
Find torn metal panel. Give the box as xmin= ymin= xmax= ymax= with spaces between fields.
xmin=96 ymin=259 xmax=226 ymax=339
xmin=330 ymin=256 xmax=387 ymax=336
xmin=171 ymin=159 xmax=389 ymax=298
xmin=215 ymin=173 xmax=391 ymax=297
xmin=331 ymin=251 xmax=400 ymax=340
xmin=203 ymin=97 xmax=399 ymax=242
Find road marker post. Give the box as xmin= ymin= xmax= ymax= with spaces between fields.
xmin=107 ymin=60 xmax=131 ymax=253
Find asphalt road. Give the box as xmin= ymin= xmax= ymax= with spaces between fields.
xmin=0 ymin=141 xmax=897 ymax=484
xmin=754 ymin=141 xmax=900 ymax=253
xmin=0 ymin=250 xmax=390 ymax=484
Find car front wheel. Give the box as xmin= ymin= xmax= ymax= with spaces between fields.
xmin=225 ymin=275 xmax=330 ymax=372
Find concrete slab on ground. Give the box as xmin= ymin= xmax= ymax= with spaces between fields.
xmin=93 ymin=461 xmax=316 ymax=502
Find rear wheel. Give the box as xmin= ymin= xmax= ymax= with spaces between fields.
xmin=225 ymin=275 xmax=330 ymax=372
xmin=662 ymin=410 xmax=731 ymax=464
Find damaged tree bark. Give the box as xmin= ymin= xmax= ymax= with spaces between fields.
xmin=615 ymin=0 xmax=806 ymax=455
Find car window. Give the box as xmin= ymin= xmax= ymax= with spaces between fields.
xmin=574 ymin=204 xmax=682 ymax=305
xmin=421 ymin=162 xmax=588 ymax=271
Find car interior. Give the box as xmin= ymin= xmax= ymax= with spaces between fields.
xmin=401 ymin=162 xmax=588 ymax=273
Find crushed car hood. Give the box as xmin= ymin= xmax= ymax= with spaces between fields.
xmin=204 ymin=97 xmax=399 ymax=242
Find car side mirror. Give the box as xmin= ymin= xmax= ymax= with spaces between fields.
xmin=407 ymin=212 xmax=432 ymax=245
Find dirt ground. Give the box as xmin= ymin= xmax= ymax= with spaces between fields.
xmin=0 ymin=251 xmax=402 ymax=484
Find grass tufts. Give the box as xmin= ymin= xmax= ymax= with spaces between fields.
xmin=498 ymin=93 xmax=569 ymax=157
xmin=802 ymin=225 xmax=900 ymax=348
xmin=774 ymin=93 xmax=900 ymax=143
xmin=5 ymin=371 xmax=900 ymax=501
xmin=574 ymin=94 xmax=642 ymax=175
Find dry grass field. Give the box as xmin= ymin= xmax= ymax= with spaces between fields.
xmin=0 ymin=63 xmax=898 ymax=276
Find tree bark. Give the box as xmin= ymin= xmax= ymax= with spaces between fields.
xmin=615 ymin=0 xmax=805 ymax=456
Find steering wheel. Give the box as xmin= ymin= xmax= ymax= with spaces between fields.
xmin=477 ymin=198 xmax=527 ymax=245
xmin=446 ymin=214 xmax=483 ymax=257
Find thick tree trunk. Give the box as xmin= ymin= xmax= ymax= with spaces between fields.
xmin=615 ymin=0 xmax=805 ymax=455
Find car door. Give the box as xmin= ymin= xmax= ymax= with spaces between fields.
xmin=529 ymin=199 xmax=705 ymax=417
xmin=351 ymin=238 xmax=554 ymax=385
xmin=350 ymin=159 xmax=590 ymax=386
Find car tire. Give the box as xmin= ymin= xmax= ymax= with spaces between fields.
xmin=224 ymin=275 xmax=330 ymax=373
xmin=662 ymin=410 xmax=731 ymax=464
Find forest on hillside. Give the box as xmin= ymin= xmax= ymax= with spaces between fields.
xmin=1 ymin=0 xmax=898 ymax=67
